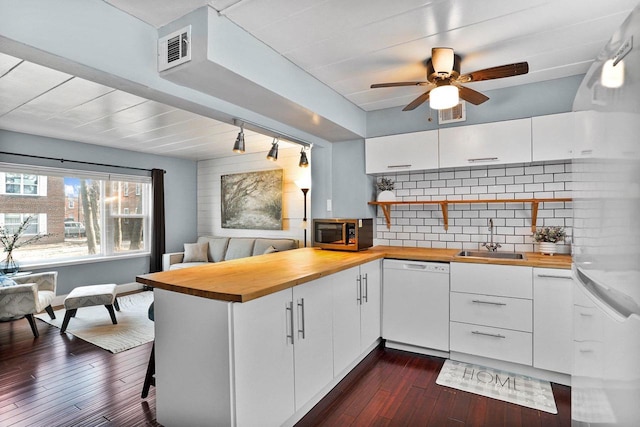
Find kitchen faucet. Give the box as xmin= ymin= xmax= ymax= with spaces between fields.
xmin=483 ymin=218 xmax=501 ymax=252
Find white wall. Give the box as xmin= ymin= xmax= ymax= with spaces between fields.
xmin=373 ymin=161 xmax=572 ymax=253
xmin=197 ymin=146 xmax=311 ymax=246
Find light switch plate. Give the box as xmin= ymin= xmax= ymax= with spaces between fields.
xmin=326 ymin=199 xmax=332 ymax=211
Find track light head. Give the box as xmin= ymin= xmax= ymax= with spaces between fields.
xmin=267 ymin=138 xmax=279 ymax=161
xmin=233 ymin=125 xmax=245 ymax=153
xmin=298 ymin=147 xmax=309 ymax=167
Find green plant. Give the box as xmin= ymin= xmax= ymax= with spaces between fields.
xmin=376 ymin=177 xmax=395 ymax=192
xmin=532 ymin=226 xmax=566 ymax=243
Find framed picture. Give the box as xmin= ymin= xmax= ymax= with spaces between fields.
xmin=221 ymin=169 xmax=283 ymax=230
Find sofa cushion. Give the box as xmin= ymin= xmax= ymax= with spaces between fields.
xmin=197 ymin=236 xmax=230 ymax=263
xmin=169 ymin=262 xmax=208 ymax=271
xmin=263 ymin=245 xmax=278 ymax=254
xmin=183 ymin=242 xmax=209 ymax=263
xmin=225 ymin=239 xmax=256 ymax=260
xmin=252 ymin=238 xmax=298 ymax=256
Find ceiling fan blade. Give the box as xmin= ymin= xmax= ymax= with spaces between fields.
xmin=456 ymin=84 xmax=490 ymax=105
xmin=459 ymin=62 xmax=529 ymax=83
xmin=371 ymin=81 xmax=429 ymax=88
xmin=402 ymin=90 xmax=432 ymax=111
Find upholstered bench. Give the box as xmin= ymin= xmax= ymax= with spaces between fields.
xmin=61 ymin=284 xmax=120 ymax=333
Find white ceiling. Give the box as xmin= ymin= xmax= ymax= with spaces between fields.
xmin=1 ymin=0 xmax=638 ymax=160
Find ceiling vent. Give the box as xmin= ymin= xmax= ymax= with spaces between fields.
xmin=158 ymin=26 xmax=191 ymax=72
xmin=438 ymin=101 xmax=466 ymax=124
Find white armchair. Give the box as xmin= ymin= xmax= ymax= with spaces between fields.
xmin=0 ymin=271 xmax=57 ymax=337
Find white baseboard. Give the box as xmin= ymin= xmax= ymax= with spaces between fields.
xmin=52 ymin=282 xmax=145 ymax=307
xmin=384 ymin=340 xmax=450 ymax=359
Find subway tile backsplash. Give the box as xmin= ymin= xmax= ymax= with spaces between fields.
xmin=373 ymin=161 xmax=572 ymax=253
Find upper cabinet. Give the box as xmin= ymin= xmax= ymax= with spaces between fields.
xmin=365 ymin=130 xmax=439 ymax=174
xmin=439 ymin=118 xmax=532 ymax=168
xmin=532 ymin=112 xmax=575 ymax=161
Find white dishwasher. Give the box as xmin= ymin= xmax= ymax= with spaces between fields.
xmin=382 ymin=259 xmax=450 ymax=354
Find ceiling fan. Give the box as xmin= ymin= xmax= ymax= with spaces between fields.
xmin=370 ymin=48 xmax=529 ymax=111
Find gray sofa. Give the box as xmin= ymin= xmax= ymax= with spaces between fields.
xmin=162 ymin=236 xmax=299 ymax=271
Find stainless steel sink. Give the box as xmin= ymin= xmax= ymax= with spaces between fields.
xmin=455 ymin=250 xmax=527 ymax=260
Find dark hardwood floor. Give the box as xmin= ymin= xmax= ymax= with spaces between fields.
xmin=1 ymin=316 xmax=571 ymax=427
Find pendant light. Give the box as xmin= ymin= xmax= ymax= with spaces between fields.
xmin=298 ymin=147 xmax=309 ymax=167
xmin=232 ymin=124 xmax=245 ymax=153
xmin=267 ymin=137 xmax=279 ymax=161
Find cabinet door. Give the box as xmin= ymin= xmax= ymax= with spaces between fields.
xmin=439 ymin=118 xmax=531 ymax=168
xmin=233 ymin=288 xmax=295 ymax=427
xmin=382 ymin=260 xmax=449 ymax=351
xmin=332 ymin=266 xmax=362 ymax=376
xmin=450 ymin=262 xmax=532 ymax=299
xmin=359 ymin=260 xmax=381 ymax=352
xmin=365 ymin=130 xmax=439 ymax=174
xmin=532 ymin=112 xmax=574 ymax=161
xmin=533 ymin=268 xmax=573 ymax=374
xmin=292 ymin=276 xmax=334 ymax=411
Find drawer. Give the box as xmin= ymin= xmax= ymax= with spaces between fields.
xmin=574 ymin=304 xmax=604 ymax=342
xmin=573 ymin=340 xmax=604 ymax=378
xmin=451 ymin=263 xmax=532 ymax=299
xmin=450 ymin=321 xmax=532 ymax=366
xmin=450 ymin=292 xmax=532 ymax=332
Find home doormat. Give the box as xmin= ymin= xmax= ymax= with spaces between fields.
xmin=436 ymin=359 xmax=557 ymax=414
xmin=36 ymin=291 xmax=154 ymax=354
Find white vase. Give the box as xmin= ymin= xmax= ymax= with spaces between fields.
xmin=377 ymin=190 xmax=396 ymax=202
xmin=538 ymin=242 xmax=557 ymax=255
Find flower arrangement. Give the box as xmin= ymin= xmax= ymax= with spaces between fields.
xmin=532 ymin=226 xmax=566 ymax=243
xmin=1 ymin=215 xmax=51 ymax=274
xmin=376 ymin=177 xmax=395 ymax=192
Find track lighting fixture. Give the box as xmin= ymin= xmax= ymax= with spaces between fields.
xmin=266 ymin=138 xmax=279 ymax=161
xmin=233 ymin=124 xmax=245 ymax=153
xmin=298 ymin=147 xmax=309 ymax=168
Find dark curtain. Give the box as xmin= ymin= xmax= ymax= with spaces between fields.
xmin=150 ymin=169 xmax=166 ymax=273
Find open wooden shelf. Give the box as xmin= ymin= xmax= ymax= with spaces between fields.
xmin=369 ymin=198 xmax=572 ymax=231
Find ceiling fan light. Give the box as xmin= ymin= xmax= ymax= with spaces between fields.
xmin=267 ymin=138 xmax=279 ymax=161
xmin=430 ymin=85 xmax=459 ymax=110
xmin=432 ymin=48 xmax=454 ymax=75
xmin=232 ymin=127 xmax=245 ymax=153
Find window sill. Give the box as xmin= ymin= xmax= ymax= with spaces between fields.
xmin=20 ymin=252 xmax=151 ymax=270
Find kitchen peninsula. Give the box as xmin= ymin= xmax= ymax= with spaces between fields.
xmin=137 ymin=246 xmax=571 ymax=427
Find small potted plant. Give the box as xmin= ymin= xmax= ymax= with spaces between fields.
xmin=532 ymin=226 xmax=566 ymax=255
xmin=376 ymin=177 xmax=396 ymax=202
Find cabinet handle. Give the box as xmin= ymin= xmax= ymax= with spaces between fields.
xmin=472 ymin=331 xmax=506 ymax=339
xmin=579 ymin=349 xmax=594 ymax=353
xmin=536 ymin=274 xmax=573 ymax=280
xmin=297 ymin=298 xmax=306 ymax=339
xmin=467 ymin=157 xmax=498 ymax=163
xmin=285 ymin=301 xmax=294 ymax=344
xmin=356 ymin=275 xmax=362 ymax=305
xmin=472 ymin=299 xmax=507 ymax=306
xmin=404 ymin=264 xmax=427 ymax=270
xmin=579 ymin=312 xmax=593 ymax=317
xmin=581 ymin=149 xmax=593 ymax=156
xmin=387 ymin=164 xmax=411 ymax=169
xmin=363 ymin=273 xmax=368 ymax=303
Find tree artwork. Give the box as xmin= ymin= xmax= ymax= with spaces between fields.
xmin=221 ymin=170 xmax=283 ymax=230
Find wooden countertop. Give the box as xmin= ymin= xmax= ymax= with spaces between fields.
xmin=137 ymin=246 xmax=571 ymax=303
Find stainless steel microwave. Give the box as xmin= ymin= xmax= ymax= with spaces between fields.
xmin=312 ymin=218 xmax=373 ymax=251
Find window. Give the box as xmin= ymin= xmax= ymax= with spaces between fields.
xmin=0 ymin=163 xmax=152 ymax=265
xmin=124 ymin=182 xmax=129 ymax=197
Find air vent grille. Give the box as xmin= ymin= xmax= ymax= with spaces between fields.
xmin=158 ymin=26 xmax=191 ymax=72
xmin=438 ymin=101 xmax=466 ymax=124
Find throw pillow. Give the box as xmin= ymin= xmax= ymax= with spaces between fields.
xmin=183 ymin=242 xmax=209 ymax=263
xmin=263 ymin=245 xmax=278 ymax=254
xmin=0 ymin=274 xmax=17 ymax=287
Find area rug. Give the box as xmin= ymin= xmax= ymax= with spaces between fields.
xmin=36 ymin=291 xmax=154 ymax=353
xmin=436 ymin=359 xmax=557 ymax=414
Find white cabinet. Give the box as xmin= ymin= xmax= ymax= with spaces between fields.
xmin=532 ymin=112 xmax=575 ymax=161
xmin=365 ymin=130 xmax=439 ymax=174
xmin=449 ymin=262 xmax=533 ymax=366
xmin=234 ymin=288 xmax=296 ymax=427
xmin=439 ymin=118 xmax=532 ymax=168
xmin=533 ymin=268 xmax=573 ymax=374
xmin=382 ymin=260 xmax=449 ymax=351
xmin=333 ymin=260 xmax=381 ymax=376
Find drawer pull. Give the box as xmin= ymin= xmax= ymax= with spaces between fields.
xmin=579 ymin=349 xmax=594 ymax=353
xmin=579 ymin=312 xmax=593 ymax=317
xmin=472 ymin=331 xmax=506 ymax=339
xmin=467 ymin=157 xmax=498 ymax=163
xmin=472 ymin=299 xmax=507 ymax=306
xmin=537 ymin=274 xmax=573 ymax=280
xmin=387 ymin=164 xmax=411 ymax=169
xmin=404 ymin=264 xmax=427 ymax=270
